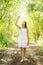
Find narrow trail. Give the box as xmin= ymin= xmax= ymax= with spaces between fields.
xmin=0 ymin=44 xmax=43 ymax=65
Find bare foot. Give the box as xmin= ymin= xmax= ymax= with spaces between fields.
xmin=20 ymin=59 xmax=24 ymax=62
xmin=24 ymin=58 xmax=28 ymax=61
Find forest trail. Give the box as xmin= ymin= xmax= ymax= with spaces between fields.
xmin=0 ymin=44 xmax=43 ymax=65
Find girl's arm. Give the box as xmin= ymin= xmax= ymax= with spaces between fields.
xmin=15 ymin=16 xmax=21 ymax=29
xmin=27 ymin=28 xmax=29 ymax=45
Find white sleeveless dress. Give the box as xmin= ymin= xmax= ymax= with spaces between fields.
xmin=18 ymin=28 xmax=28 ymax=48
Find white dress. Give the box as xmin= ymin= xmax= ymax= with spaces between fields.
xmin=18 ymin=28 xmax=28 ymax=48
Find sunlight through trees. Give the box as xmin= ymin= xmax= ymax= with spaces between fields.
xmin=0 ymin=0 xmax=43 ymax=47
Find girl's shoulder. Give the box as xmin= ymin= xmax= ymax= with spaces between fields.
xmin=20 ymin=28 xmax=27 ymax=32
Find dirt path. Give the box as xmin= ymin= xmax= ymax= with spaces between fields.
xmin=0 ymin=44 xmax=43 ymax=65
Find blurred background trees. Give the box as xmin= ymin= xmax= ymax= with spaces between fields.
xmin=0 ymin=0 xmax=43 ymax=47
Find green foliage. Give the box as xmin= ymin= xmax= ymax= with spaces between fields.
xmin=36 ymin=36 xmax=43 ymax=55
xmin=0 ymin=0 xmax=43 ymax=47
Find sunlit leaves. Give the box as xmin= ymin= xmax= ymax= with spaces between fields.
xmin=27 ymin=0 xmax=43 ymax=12
xmin=0 ymin=0 xmax=43 ymax=47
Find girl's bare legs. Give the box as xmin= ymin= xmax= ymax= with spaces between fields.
xmin=21 ymin=48 xmax=24 ymax=59
xmin=21 ymin=48 xmax=27 ymax=62
xmin=24 ymin=48 xmax=26 ymax=58
xmin=21 ymin=48 xmax=24 ymax=62
xmin=24 ymin=48 xmax=28 ymax=60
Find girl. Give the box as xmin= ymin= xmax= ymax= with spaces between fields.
xmin=15 ymin=16 xmax=29 ymax=62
